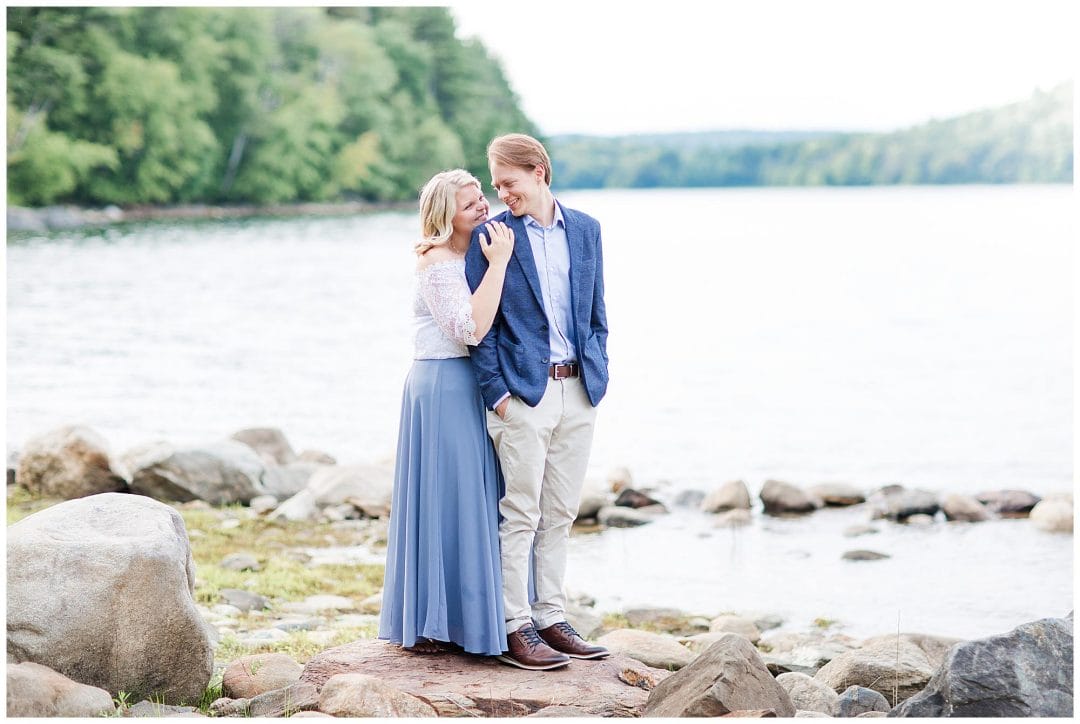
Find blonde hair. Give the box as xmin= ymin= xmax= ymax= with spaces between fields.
xmin=415 ymin=169 xmax=482 ymax=256
xmin=487 ymin=133 xmax=552 ymax=186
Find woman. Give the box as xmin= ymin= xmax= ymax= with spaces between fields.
xmin=378 ymin=169 xmax=514 ymax=656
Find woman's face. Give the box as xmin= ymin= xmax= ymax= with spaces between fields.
xmin=451 ymin=183 xmax=490 ymax=239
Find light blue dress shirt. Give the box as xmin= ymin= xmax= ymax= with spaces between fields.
xmin=523 ymin=202 xmax=577 ymax=364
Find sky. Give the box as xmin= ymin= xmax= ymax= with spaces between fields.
xmin=451 ymin=0 xmax=1078 ymax=136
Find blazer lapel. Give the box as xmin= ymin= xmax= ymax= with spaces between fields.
xmin=508 ymin=212 xmax=545 ymax=309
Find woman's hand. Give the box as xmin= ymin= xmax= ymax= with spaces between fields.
xmin=479 ymin=221 xmax=514 ymax=267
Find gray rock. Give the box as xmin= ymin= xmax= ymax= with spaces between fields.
xmin=794 ymin=711 xmax=830 ymax=717
xmin=7 ymin=493 xmax=213 ymax=703
xmin=565 ymin=602 xmax=604 ymax=640
xmin=231 ymin=428 xmax=297 ymax=465
xmin=221 ymin=553 xmax=261 ymax=571
xmin=311 ymin=463 xmax=394 ymax=518
xmin=890 ymin=617 xmax=1072 ymax=717
xmin=867 ymin=486 xmax=940 ymax=521
xmin=761 ymin=479 xmax=823 ymax=515
xmin=249 ymin=494 xmax=279 ymax=514
xmin=219 ymin=588 xmax=269 ymax=612
xmin=213 ymin=681 xmax=320 ymax=717
xmin=777 ymin=672 xmax=840 ymax=715
xmin=941 ymin=494 xmax=990 ymax=522
xmin=223 ymin=653 xmax=304 ymax=699
xmin=625 ymin=607 xmax=691 ymax=630
xmin=268 ymin=461 xmax=324 ymax=499
xmin=614 ymin=487 xmax=665 ymax=509
xmin=842 ymin=549 xmax=890 ymax=561
xmin=856 ymin=712 xmax=887 ymax=718
xmin=576 ymin=488 xmax=608 ymax=520
xmin=814 ymin=633 xmax=958 ymax=704
xmin=596 ymin=629 xmax=695 ymax=670
xmin=298 ymin=449 xmax=337 ymax=465
xmin=975 ymin=489 xmax=1041 ymax=517
xmin=126 ymin=700 xmax=204 ymax=717
xmin=709 ymin=614 xmax=762 ymax=643
xmin=319 ymin=673 xmax=437 ymax=717
xmin=15 ymin=425 xmax=126 ymax=499
xmin=808 ymin=482 xmax=866 ymax=506
xmin=270 ymin=489 xmax=319 ymax=521
xmin=760 ymin=632 xmax=860 ymax=676
xmin=644 ymin=635 xmax=796 ymax=717
xmin=597 ymin=504 xmax=656 ymax=527
xmin=121 ymin=440 xmax=281 ymax=504
xmin=1030 ymin=494 xmax=1073 ymax=533
xmin=6 ymin=661 xmax=115 ymax=717
xmin=838 ymin=685 xmax=890 ymax=717
xmin=905 ymin=513 xmax=936 ymax=526
xmin=843 ymin=524 xmax=879 ymax=537
xmin=701 ymin=480 xmax=752 ymax=513
xmin=673 ymin=489 xmax=706 ymax=508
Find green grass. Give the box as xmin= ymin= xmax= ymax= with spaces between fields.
xmin=6 ymin=486 xmax=63 ymax=524
xmin=214 ymin=625 xmax=376 ymax=665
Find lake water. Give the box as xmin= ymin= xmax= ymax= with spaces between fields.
xmin=6 ymin=186 xmax=1073 ymax=640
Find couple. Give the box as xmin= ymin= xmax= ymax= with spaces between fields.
xmin=378 ymin=133 xmax=609 ymax=670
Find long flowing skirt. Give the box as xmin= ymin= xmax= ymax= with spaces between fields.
xmin=378 ymin=357 xmax=507 ymax=655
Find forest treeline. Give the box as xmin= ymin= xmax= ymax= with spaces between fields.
xmin=6 ymin=6 xmax=536 ymax=207
xmin=549 ymin=83 xmax=1073 ymax=188
xmin=7 ymin=6 xmax=1071 ymax=208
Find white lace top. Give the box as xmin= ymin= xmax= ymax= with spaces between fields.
xmin=413 ymin=259 xmax=479 ymax=359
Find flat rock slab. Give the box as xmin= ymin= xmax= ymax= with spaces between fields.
xmin=300 ymin=638 xmax=668 ymax=717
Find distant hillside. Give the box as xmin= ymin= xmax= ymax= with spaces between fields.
xmin=548 ymin=83 xmax=1072 ymax=188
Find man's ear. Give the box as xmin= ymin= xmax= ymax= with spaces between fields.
xmin=535 ymin=164 xmax=547 ymax=184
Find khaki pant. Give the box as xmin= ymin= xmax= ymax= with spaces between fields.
xmin=486 ymin=376 xmax=597 ymax=633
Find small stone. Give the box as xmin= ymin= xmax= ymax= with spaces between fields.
xmin=221 ymin=553 xmax=261 ymax=571
xmin=249 ymin=495 xmax=279 ymax=514
xmin=843 ymin=524 xmax=879 ymax=537
xmin=842 ymin=550 xmax=890 ymax=561
xmin=905 ymin=513 xmax=935 ymax=526
xmin=219 ymin=589 xmax=269 ymax=612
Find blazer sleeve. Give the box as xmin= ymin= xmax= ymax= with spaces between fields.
xmin=591 ymin=225 xmax=609 ymax=365
xmin=464 ymin=227 xmax=510 ymax=407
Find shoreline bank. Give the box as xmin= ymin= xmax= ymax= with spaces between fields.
xmin=6 ymin=200 xmax=416 ymax=234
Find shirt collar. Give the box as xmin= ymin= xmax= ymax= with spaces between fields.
xmin=524 ymin=201 xmax=565 ymax=231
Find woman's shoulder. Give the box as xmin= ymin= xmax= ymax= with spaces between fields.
xmin=415 ymin=245 xmax=465 ymax=273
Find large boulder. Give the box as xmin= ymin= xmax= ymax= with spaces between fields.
xmin=121 ymin=440 xmax=287 ymax=504
xmin=596 ymin=629 xmax=696 ymax=670
xmin=760 ymin=480 xmax=822 ymax=515
xmin=1029 ymin=493 xmax=1073 ymax=533
xmin=7 ymin=662 xmax=115 ymax=717
xmin=867 ymin=485 xmax=940 ymax=521
xmin=272 ymin=464 xmax=394 ymax=521
xmin=776 ymin=672 xmax=839 ymax=716
xmin=701 ymin=480 xmax=752 ymax=513
xmin=644 ymin=634 xmax=796 ymax=717
xmin=231 ymin=428 xmax=297 ymax=464
xmin=299 ymin=638 xmax=664 ymax=717
xmin=709 ymin=614 xmax=761 ymax=643
xmin=891 ymin=616 xmax=1072 ymax=717
xmin=15 ymin=425 xmax=126 ymax=499
xmin=975 ymin=489 xmax=1041 ymax=517
xmin=814 ymin=633 xmax=960 ymax=704
xmin=7 ymin=492 xmax=214 ymax=703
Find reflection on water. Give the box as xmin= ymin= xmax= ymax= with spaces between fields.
xmin=7 ymin=186 xmax=1073 ymax=638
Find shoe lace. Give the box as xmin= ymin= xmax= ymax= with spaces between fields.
xmin=520 ymin=625 xmax=546 ymax=646
xmin=552 ymin=621 xmax=580 ymax=638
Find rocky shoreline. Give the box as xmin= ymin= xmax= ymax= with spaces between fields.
xmin=5 ymin=424 xmax=1075 ymax=717
xmin=6 ymin=200 xmax=414 ymax=234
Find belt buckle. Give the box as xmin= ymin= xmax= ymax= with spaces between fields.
xmin=552 ymin=363 xmax=567 ymax=380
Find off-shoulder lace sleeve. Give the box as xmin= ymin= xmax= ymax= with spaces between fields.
xmin=417 ymin=261 xmax=479 ymax=346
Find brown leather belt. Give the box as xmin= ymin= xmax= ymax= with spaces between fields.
xmin=549 ymin=363 xmax=579 ymax=380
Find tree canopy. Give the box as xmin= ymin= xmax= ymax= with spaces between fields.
xmin=7 ymin=7 xmax=538 ymax=207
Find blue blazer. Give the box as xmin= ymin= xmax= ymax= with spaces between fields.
xmin=465 ymin=202 xmax=609 ymax=408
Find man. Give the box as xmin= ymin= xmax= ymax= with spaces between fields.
xmin=465 ymin=133 xmax=610 ymax=670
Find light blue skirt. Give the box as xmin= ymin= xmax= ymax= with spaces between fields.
xmin=378 ymin=357 xmax=507 ymax=655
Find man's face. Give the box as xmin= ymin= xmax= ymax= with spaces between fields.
xmin=490 ymin=161 xmax=543 ymax=218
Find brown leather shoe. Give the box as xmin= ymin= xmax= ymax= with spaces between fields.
xmin=497 ymin=624 xmax=570 ymax=670
xmin=537 ymin=621 xmax=609 ymax=659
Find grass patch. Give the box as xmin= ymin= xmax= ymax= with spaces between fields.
xmin=813 ymin=616 xmax=839 ymax=630
xmin=214 ymin=625 xmax=376 ymax=665
xmin=6 ymin=486 xmax=64 ymax=525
